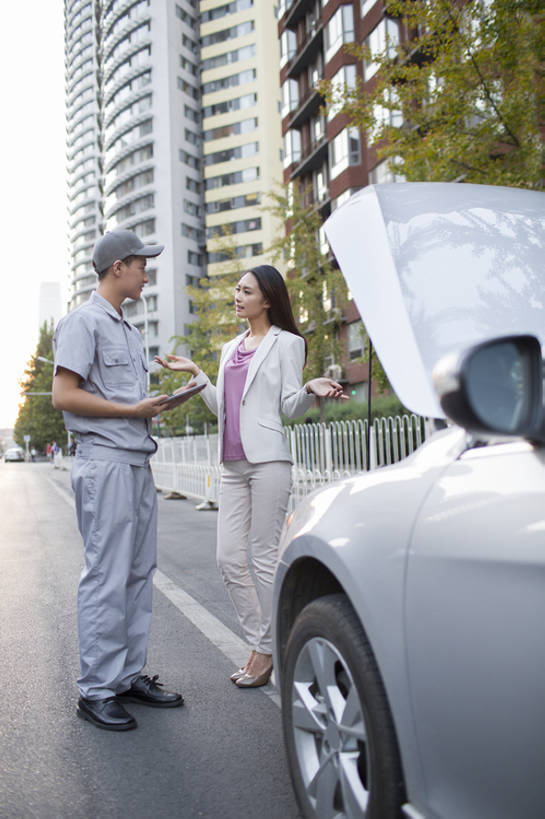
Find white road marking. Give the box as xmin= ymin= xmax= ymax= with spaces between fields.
xmin=48 ymin=475 xmax=281 ymax=708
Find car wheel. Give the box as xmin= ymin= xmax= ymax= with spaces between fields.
xmin=281 ymin=594 xmax=404 ymax=819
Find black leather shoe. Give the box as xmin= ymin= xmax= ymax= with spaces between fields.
xmin=77 ymin=696 xmax=137 ymax=731
xmin=117 ymin=674 xmax=184 ymax=708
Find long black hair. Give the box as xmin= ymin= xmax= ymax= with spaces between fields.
xmin=248 ymin=265 xmax=307 ymax=361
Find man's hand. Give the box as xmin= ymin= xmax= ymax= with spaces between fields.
xmin=131 ymin=395 xmax=170 ymax=418
xmin=53 ymin=368 xmax=172 ymax=419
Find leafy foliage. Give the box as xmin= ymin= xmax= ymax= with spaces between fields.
xmin=283 ymin=394 xmax=408 ymax=425
xmin=322 ymin=0 xmax=545 ymax=188
xmin=14 ymin=322 xmax=66 ymax=452
xmin=264 ymin=183 xmax=348 ymax=379
xmin=156 ymin=228 xmax=244 ymax=435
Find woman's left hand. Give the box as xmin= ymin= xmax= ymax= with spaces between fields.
xmin=306 ymin=378 xmax=349 ymax=400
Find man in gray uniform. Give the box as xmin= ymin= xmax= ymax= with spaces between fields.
xmin=53 ymin=229 xmax=183 ymax=731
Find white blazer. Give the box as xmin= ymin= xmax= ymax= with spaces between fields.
xmin=193 ymin=325 xmax=314 ymax=464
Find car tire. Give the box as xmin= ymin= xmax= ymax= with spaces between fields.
xmin=281 ymin=593 xmax=404 ymax=819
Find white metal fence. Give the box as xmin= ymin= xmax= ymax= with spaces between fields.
xmin=151 ymin=414 xmax=430 ymax=508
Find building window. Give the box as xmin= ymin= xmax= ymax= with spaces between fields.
xmin=204 ymin=117 xmax=258 ymax=142
xmin=181 ymin=223 xmax=205 ymax=243
xmin=111 ymin=193 xmax=154 ymax=224
xmin=107 ymin=143 xmax=153 ymax=180
xmin=205 ymin=167 xmax=259 ymax=190
xmin=325 ymin=5 xmax=355 ymax=63
xmin=177 ymin=77 xmax=199 ymax=99
xmin=201 ymin=0 xmax=253 ymax=23
xmin=205 ymin=192 xmax=260 ymax=214
xmin=106 ymin=168 xmax=154 ymax=207
xmin=332 ymin=187 xmax=359 ymax=210
xmin=108 ymin=119 xmax=153 ymax=153
xmin=182 ymin=33 xmax=198 ymax=53
xmin=328 ymin=65 xmax=357 ymax=121
xmin=187 ymin=250 xmax=203 ymax=265
xmin=184 ymin=199 xmax=202 ymax=217
xmin=283 ymin=129 xmax=301 ymax=168
xmin=280 ymin=29 xmax=296 ymax=68
xmin=204 ymin=141 xmax=259 ymax=166
xmin=363 ymin=18 xmax=400 ymax=81
xmin=201 ymin=20 xmax=254 ymax=47
xmin=175 ymin=4 xmax=197 ymax=28
xmin=369 ymin=158 xmax=405 ymax=184
xmin=186 ymin=176 xmax=201 ymax=193
xmin=179 ymin=150 xmax=201 ymax=170
xmin=347 ymin=320 xmax=365 ymax=360
xmin=202 ymin=68 xmax=256 ymax=96
xmin=131 ymin=218 xmax=156 ymax=237
xmin=281 ymin=79 xmax=299 ymax=118
xmin=180 ymin=55 xmax=198 ymax=75
xmin=330 ymin=127 xmax=361 ymax=179
xmin=208 ymin=242 xmax=262 ymax=264
xmin=371 ymin=92 xmax=403 ymax=141
xmin=185 ymin=127 xmax=199 ymax=146
xmin=201 ymin=44 xmax=256 ymax=72
xmin=207 ymin=217 xmax=261 ymax=238
xmin=361 ymin=0 xmax=378 ymax=19
xmin=105 ymin=93 xmax=152 ymax=134
xmin=184 ymin=104 xmax=200 ymax=123
xmin=203 ymin=93 xmax=257 ymax=118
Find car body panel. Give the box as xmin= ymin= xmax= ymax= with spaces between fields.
xmin=276 ymin=183 xmax=545 ymax=817
xmin=406 ymin=440 xmax=545 ymax=818
xmin=324 ymin=183 xmax=545 ymax=418
xmin=275 ymin=427 xmax=467 ymax=808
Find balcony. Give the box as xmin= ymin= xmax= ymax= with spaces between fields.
xmin=286 ymin=21 xmax=323 ymax=79
xmin=283 ymin=0 xmax=314 ymax=30
xmin=289 ymin=134 xmax=328 ymax=179
xmin=287 ymin=85 xmax=323 ymax=130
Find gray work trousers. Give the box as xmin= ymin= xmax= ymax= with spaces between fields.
xmin=71 ymin=451 xmax=157 ymax=700
xmin=217 ymin=460 xmax=292 ymax=654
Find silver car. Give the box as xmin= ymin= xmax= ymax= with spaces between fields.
xmin=273 ymin=183 xmax=545 ymax=819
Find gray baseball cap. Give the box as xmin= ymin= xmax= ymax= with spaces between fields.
xmin=92 ymin=229 xmax=164 ymax=273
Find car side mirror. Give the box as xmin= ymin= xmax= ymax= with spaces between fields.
xmin=433 ymin=335 xmax=544 ymax=440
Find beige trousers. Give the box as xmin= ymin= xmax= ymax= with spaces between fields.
xmin=217 ymin=459 xmax=292 ymax=654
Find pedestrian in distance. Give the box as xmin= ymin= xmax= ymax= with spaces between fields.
xmin=156 ymin=265 xmax=347 ymax=688
xmin=52 ymin=229 xmax=191 ymax=732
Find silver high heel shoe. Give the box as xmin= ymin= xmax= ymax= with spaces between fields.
xmin=230 ymin=650 xmax=256 ymax=682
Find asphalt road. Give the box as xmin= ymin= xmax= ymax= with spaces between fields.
xmin=0 ymin=462 xmax=300 ymax=819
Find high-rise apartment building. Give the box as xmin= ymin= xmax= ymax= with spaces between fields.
xmin=200 ymin=0 xmax=283 ymax=276
xmin=278 ymin=0 xmax=398 ymax=400
xmin=65 ymin=1 xmax=103 ymax=310
xmin=65 ymin=0 xmax=282 ymax=365
xmin=65 ymin=0 xmax=205 ymax=364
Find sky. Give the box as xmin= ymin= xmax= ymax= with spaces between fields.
xmin=0 ymin=3 xmax=68 ymax=429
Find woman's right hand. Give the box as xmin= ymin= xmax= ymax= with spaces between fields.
xmin=154 ymin=354 xmax=199 ymax=377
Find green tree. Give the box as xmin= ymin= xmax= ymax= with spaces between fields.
xmin=156 ymin=228 xmax=244 ymax=436
xmin=265 ymin=183 xmax=347 ymax=381
xmin=14 ymin=322 xmax=66 ymax=452
xmin=323 ymin=0 xmax=545 ymax=188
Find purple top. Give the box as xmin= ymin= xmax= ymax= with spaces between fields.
xmin=223 ymin=338 xmax=256 ymax=461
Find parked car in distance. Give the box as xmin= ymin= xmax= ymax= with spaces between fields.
xmin=4 ymin=447 xmax=24 ymax=462
xmin=273 ymin=183 xmax=545 ymax=819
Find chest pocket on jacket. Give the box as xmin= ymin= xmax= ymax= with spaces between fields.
xmin=101 ymin=347 xmax=131 ymax=385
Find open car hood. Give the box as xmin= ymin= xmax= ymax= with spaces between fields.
xmin=324 ymin=183 xmax=545 ymax=418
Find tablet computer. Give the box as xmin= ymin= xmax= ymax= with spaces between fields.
xmin=162 ymin=382 xmax=206 ymax=409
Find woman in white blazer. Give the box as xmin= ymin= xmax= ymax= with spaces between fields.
xmin=156 ymin=265 xmax=345 ymax=687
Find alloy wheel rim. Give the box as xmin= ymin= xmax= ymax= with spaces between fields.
xmin=291 ymin=637 xmax=370 ymax=818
